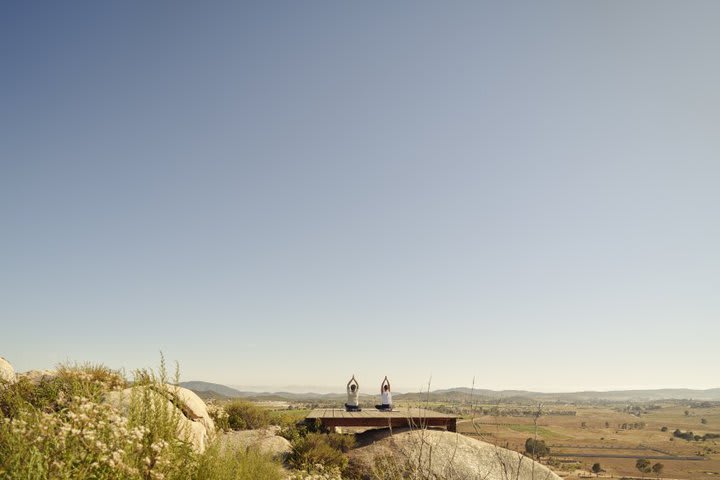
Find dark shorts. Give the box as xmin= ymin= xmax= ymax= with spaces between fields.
xmin=375 ymin=404 xmax=392 ymax=411
xmin=345 ymin=404 xmax=361 ymax=412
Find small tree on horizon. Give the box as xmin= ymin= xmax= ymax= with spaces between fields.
xmin=592 ymin=462 xmax=603 ymax=476
xmin=652 ymin=462 xmax=664 ymax=478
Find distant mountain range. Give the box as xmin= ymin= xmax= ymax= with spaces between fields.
xmin=424 ymin=387 xmax=720 ymax=402
xmin=180 ymin=381 xmax=347 ymax=401
xmin=180 ymin=381 xmax=250 ymax=398
xmin=180 ymin=381 xmax=720 ymax=403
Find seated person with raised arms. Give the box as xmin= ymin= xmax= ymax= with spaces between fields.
xmin=345 ymin=375 xmax=361 ymax=412
xmin=375 ymin=376 xmax=392 ymax=411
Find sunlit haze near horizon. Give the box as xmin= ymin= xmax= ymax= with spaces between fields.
xmin=2 ymin=2 xmax=719 ymax=393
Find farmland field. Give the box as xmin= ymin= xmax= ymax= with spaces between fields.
xmin=226 ymin=394 xmax=720 ymax=479
xmin=452 ymin=402 xmax=720 ymax=479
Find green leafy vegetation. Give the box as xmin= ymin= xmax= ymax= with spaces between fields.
xmin=0 ymin=363 xmax=126 ymax=418
xmin=673 ymin=428 xmax=720 ymax=441
xmin=196 ymin=443 xmax=282 ymax=480
xmin=0 ymin=359 xmax=282 ymax=480
xmin=508 ymin=424 xmax=556 ymax=436
xmin=524 ymin=437 xmax=550 ymax=458
xmin=288 ymin=432 xmax=352 ymax=473
xmin=636 ymin=458 xmax=652 ymax=477
xmin=225 ymin=400 xmax=271 ymax=430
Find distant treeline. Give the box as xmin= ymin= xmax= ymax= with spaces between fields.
xmin=619 ymin=422 xmax=646 ymax=430
xmin=477 ymin=407 xmax=576 ymax=417
xmin=673 ymin=429 xmax=720 ymax=442
xmin=430 ymin=404 xmax=576 ymax=416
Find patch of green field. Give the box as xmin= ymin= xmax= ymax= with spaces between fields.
xmin=270 ymin=409 xmax=311 ymax=424
xmin=507 ymin=424 xmax=569 ymax=440
xmin=508 ymin=424 xmax=549 ymax=434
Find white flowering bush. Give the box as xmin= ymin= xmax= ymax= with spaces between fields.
xmin=0 ymin=360 xmax=284 ymax=480
xmin=55 ymin=363 xmax=127 ymax=398
xmin=0 ymin=396 xmax=144 ymax=479
xmin=0 ymin=363 xmax=126 ymax=418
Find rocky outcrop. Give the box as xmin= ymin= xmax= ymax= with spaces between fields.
xmin=16 ymin=369 xmax=56 ymax=385
xmin=0 ymin=356 xmax=16 ymax=384
xmin=219 ymin=427 xmax=292 ymax=460
xmin=349 ymin=429 xmax=562 ymax=480
xmin=167 ymin=385 xmax=215 ymax=433
xmin=105 ymin=385 xmax=214 ymax=453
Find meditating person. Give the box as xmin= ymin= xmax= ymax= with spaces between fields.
xmin=375 ymin=376 xmax=392 ymax=411
xmin=345 ymin=375 xmax=361 ymax=411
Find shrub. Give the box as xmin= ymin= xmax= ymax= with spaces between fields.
xmin=289 ymin=432 xmax=349 ymax=472
xmin=524 ymin=437 xmax=550 ymax=458
xmin=0 ymin=356 xmax=287 ymax=480
xmin=126 ymin=385 xmax=197 ymax=479
xmin=278 ymin=421 xmax=308 ymax=445
xmin=55 ymin=363 xmax=126 ymax=399
xmin=195 ymin=442 xmax=282 ymax=480
xmin=225 ymin=400 xmax=271 ymax=430
xmin=274 ymin=411 xmax=319 ymax=444
xmin=326 ymin=432 xmax=355 ymax=453
xmin=0 ymin=377 xmax=38 ymax=418
xmin=636 ymin=458 xmax=651 ymax=475
xmin=673 ymin=429 xmax=701 ymax=442
xmin=206 ymin=402 xmax=230 ymax=432
xmin=0 ymin=396 xmax=145 ymax=479
xmin=1 ymin=357 xmax=190 ymax=480
xmin=0 ymin=363 xmax=126 ymax=417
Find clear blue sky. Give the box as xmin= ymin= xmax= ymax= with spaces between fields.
xmin=2 ymin=1 xmax=718 ymax=393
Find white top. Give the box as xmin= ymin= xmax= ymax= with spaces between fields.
xmin=347 ymin=386 xmax=359 ymax=406
xmin=381 ymin=390 xmax=392 ymax=405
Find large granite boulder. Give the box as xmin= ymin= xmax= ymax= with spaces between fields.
xmin=349 ymin=429 xmax=562 ymax=480
xmin=0 ymin=356 xmax=16 ymax=384
xmin=105 ymin=384 xmax=214 ymax=453
xmin=167 ymin=385 xmax=215 ymax=433
xmin=219 ymin=427 xmax=292 ymax=460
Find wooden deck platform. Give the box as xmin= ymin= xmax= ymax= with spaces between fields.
xmin=306 ymin=407 xmax=457 ymax=432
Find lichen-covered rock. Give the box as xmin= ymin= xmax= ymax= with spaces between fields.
xmin=0 ymin=356 xmax=16 ymax=384
xmin=349 ymin=429 xmax=562 ymax=480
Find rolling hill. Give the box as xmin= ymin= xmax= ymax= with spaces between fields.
xmin=180 ymin=381 xmax=720 ymax=403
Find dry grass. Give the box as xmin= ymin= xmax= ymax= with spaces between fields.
xmin=456 ymin=402 xmax=720 ymax=479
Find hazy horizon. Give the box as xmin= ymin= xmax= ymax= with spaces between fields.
xmin=2 ymin=2 xmax=718 ymax=392
xmin=222 ymin=383 xmax=720 ymax=395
